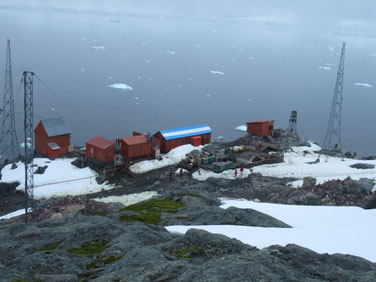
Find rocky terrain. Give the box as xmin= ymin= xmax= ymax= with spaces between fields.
xmin=1 ymin=189 xmax=376 ymax=281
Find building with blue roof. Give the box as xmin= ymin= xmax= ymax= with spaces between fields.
xmin=153 ymin=124 xmax=212 ymax=153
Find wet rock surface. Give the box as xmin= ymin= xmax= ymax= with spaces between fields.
xmin=1 ymin=210 xmax=375 ymax=281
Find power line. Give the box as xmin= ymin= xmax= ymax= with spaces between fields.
xmin=35 ymin=75 xmax=101 ymax=136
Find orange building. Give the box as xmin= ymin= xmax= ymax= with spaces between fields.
xmin=246 ymin=120 xmax=274 ymax=136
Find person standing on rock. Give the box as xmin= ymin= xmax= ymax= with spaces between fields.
xmin=240 ymin=165 xmax=244 ymax=176
xmin=179 ymin=168 xmax=183 ymax=178
xmin=234 ymin=169 xmax=238 ymax=179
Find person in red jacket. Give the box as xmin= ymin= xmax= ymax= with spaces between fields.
xmin=234 ymin=169 xmax=238 ymax=179
xmin=170 ymin=168 xmax=173 ymax=180
xmin=179 ymin=168 xmax=183 ymax=177
xmin=240 ymin=165 xmax=244 ymax=176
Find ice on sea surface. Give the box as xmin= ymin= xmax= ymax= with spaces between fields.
xmin=106 ymin=83 xmax=133 ymax=91
xmin=210 ymin=70 xmax=225 ymax=75
xmin=354 ymin=83 xmax=373 ymax=88
xmin=319 ymin=66 xmax=331 ymax=70
xmin=92 ymin=46 xmax=106 ymax=50
xmin=235 ymin=125 xmax=247 ymax=132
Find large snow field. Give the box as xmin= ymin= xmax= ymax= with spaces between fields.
xmin=130 ymin=144 xmax=203 ymax=174
xmin=1 ymin=158 xmax=114 ymax=200
xmin=192 ymin=168 xmax=251 ymax=181
xmin=167 ymin=199 xmax=376 ymax=262
xmin=253 ymin=142 xmax=376 ymax=188
xmin=94 ymin=191 xmax=158 ymax=206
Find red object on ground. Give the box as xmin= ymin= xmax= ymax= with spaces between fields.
xmin=34 ymin=118 xmax=71 ymax=157
xmin=190 ymin=136 xmax=202 ymax=147
xmin=246 ymin=120 xmax=274 ymax=136
xmin=86 ymin=136 xmax=115 ymax=165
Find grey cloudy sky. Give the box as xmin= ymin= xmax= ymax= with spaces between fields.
xmin=1 ymin=0 xmax=376 ymax=27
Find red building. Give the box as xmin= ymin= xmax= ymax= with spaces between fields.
xmin=246 ymin=120 xmax=274 ymax=136
xmin=153 ymin=124 xmax=212 ymax=153
xmin=86 ymin=136 xmax=115 ymax=166
xmin=121 ymin=134 xmax=158 ymax=161
xmin=34 ymin=118 xmax=71 ymax=157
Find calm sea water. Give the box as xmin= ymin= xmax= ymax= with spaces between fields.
xmin=1 ymin=6 xmax=376 ymax=157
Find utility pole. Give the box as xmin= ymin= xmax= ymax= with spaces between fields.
xmin=322 ymin=42 xmax=346 ymax=153
xmin=24 ymin=71 xmax=35 ymax=223
xmin=288 ymin=110 xmax=297 ymax=133
xmin=0 ymin=39 xmax=19 ymax=162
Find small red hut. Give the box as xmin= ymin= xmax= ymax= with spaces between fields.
xmin=153 ymin=124 xmax=212 ymax=153
xmin=121 ymin=134 xmax=155 ymax=161
xmin=34 ymin=118 xmax=71 ymax=157
xmin=86 ymin=136 xmax=115 ymax=166
xmin=246 ymin=120 xmax=274 ymax=136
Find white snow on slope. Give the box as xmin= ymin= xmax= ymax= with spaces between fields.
xmin=192 ymin=168 xmax=251 ymax=181
xmin=210 ymin=70 xmax=225 ymax=75
xmin=354 ymin=83 xmax=373 ymax=88
xmin=0 ymin=209 xmax=24 ymax=220
xmin=94 ymin=191 xmax=158 ymax=206
xmin=130 ymin=144 xmax=203 ymax=174
xmin=252 ymin=142 xmax=376 ymax=188
xmin=167 ymin=199 xmax=376 ymax=262
xmin=92 ymin=46 xmax=106 ymax=50
xmin=1 ymin=158 xmax=114 ymax=199
xmin=235 ymin=125 xmax=247 ymax=132
xmin=107 ymin=83 xmax=133 ymax=91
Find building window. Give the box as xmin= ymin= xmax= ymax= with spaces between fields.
xmin=90 ymin=147 xmax=94 ymax=154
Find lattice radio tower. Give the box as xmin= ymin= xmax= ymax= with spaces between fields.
xmin=0 ymin=39 xmax=19 ymax=162
xmin=24 ymin=71 xmax=35 ymax=223
xmin=288 ymin=110 xmax=297 ymax=133
xmin=322 ymin=42 xmax=346 ymax=153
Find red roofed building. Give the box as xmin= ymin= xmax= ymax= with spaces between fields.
xmin=86 ymin=136 xmax=115 ymax=166
xmin=121 ymin=134 xmax=159 ymax=161
xmin=34 ymin=118 xmax=71 ymax=157
xmin=246 ymin=120 xmax=274 ymax=136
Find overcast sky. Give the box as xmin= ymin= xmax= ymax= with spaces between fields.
xmin=1 ymin=0 xmax=376 ymax=28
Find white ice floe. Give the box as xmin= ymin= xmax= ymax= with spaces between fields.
xmin=0 ymin=158 xmax=114 ymax=200
xmin=94 ymin=191 xmax=158 ymax=206
xmin=166 ymin=50 xmax=176 ymax=54
xmin=106 ymin=83 xmax=133 ymax=91
xmin=318 ymin=66 xmax=331 ymax=70
xmin=130 ymin=144 xmax=203 ymax=174
xmin=92 ymin=46 xmax=106 ymax=50
xmin=192 ymin=168 xmax=251 ymax=181
xmin=166 ymin=199 xmax=376 ymax=262
xmin=210 ymin=70 xmax=225 ymax=75
xmin=0 ymin=209 xmax=24 ymax=220
xmin=354 ymin=83 xmax=373 ymax=88
xmin=252 ymin=142 xmax=376 ymax=188
xmin=235 ymin=125 xmax=247 ymax=132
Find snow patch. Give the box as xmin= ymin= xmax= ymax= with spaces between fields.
xmin=192 ymin=168 xmax=251 ymax=181
xmin=0 ymin=158 xmax=114 ymax=199
xmin=166 ymin=199 xmax=376 ymax=262
xmin=130 ymin=144 xmax=204 ymax=174
xmin=253 ymin=142 xmax=376 ymax=188
xmin=0 ymin=209 xmax=24 ymax=220
xmin=94 ymin=191 xmax=158 ymax=206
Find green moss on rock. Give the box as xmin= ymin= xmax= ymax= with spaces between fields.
xmin=86 ymin=254 xmax=124 ymax=269
xmin=39 ymin=241 xmax=62 ymax=251
xmin=67 ymin=240 xmax=108 ymax=255
xmin=118 ymin=197 xmax=185 ymax=224
xmin=165 ymin=244 xmax=205 ymax=259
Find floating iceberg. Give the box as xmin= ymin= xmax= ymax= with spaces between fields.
xmin=354 ymin=83 xmax=373 ymax=88
xmin=106 ymin=83 xmax=133 ymax=91
xmin=319 ymin=66 xmax=331 ymax=70
xmin=166 ymin=50 xmax=176 ymax=54
xmin=235 ymin=125 xmax=247 ymax=132
xmin=210 ymin=70 xmax=225 ymax=75
xmin=92 ymin=46 xmax=106 ymax=50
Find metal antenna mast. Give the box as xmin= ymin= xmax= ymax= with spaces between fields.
xmin=0 ymin=39 xmax=19 ymax=161
xmin=24 ymin=71 xmax=35 ymax=223
xmin=288 ymin=110 xmax=297 ymax=133
xmin=322 ymin=42 xmax=346 ymax=153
